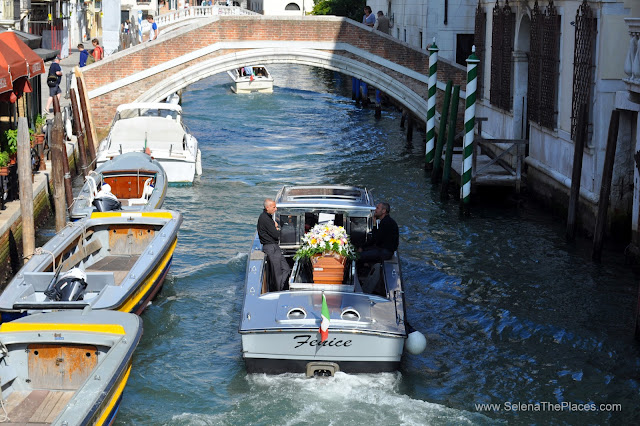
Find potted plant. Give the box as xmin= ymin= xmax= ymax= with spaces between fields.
xmin=0 ymin=151 xmax=10 ymax=176
xmin=33 ymin=115 xmax=46 ymax=145
xmin=294 ymin=224 xmax=356 ymax=284
xmin=4 ymin=129 xmax=17 ymax=164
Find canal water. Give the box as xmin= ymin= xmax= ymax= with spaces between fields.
xmin=60 ymin=64 xmax=640 ymax=424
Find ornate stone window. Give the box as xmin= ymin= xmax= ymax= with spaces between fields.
xmin=285 ymin=3 xmax=300 ymax=10
xmin=571 ymin=0 xmax=597 ymax=140
xmin=490 ymin=0 xmax=515 ymax=111
xmin=474 ymin=2 xmax=486 ymax=98
xmin=528 ymin=1 xmax=561 ymax=129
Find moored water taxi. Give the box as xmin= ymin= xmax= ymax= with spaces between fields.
xmin=240 ymin=185 xmax=425 ymax=376
xmin=96 ymin=103 xmax=202 ymax=184
xmin=70 ymin=152 xmax=167 ymax=221
xmin=0 ymin=211 xmax=182 ymax=322
xmin=0 ymin=309 xmax=142 ymax=425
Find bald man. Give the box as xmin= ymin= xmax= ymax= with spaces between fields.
xmin=257 ymin=198 xmax=291 ymax=291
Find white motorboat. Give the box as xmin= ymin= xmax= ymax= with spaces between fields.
xmin=96 ymin=103 xmax=202 ymax=184
xmin=227 ymin=65 xmax=274 ymax=93
xmin=240 ymin=185 xmax=425 ymax=376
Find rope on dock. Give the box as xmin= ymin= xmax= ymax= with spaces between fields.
xmin=462 ymin=46 xmax=480 ymax=205
xmin=426 ymin=39 xmax=438 ymax=166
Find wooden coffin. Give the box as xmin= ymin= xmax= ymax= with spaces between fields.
xmin=311 ymin=253 xmax=346 ymax=284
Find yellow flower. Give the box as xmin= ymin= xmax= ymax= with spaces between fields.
xmin=311 ymin=238 xmax=317 ymax=245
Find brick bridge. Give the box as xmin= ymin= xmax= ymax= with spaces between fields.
xmin=82 ymin=15 xmax=467 ymax=131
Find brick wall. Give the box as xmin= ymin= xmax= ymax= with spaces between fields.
xmin=85 ymin=16 xmax=468 ymax=130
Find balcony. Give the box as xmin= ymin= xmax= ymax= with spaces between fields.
xmin=624 ymin=18 xmax=640 ymax=98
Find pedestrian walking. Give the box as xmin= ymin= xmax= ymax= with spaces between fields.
xmin=45 ymin=57 xmax=62 ymax=113
xmin=374 ymin=11 xmax=391 ymax=34
xmin=91 ymin=38 xmax=103 ymax=61
xmin=78 ymin=44 xmax=89 ymax=67
xmin=147 ymin=15 xmax=158 ymax=41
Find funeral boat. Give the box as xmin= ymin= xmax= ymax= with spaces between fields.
xmin=70 ymin=152 xmax=168 ymax=221
xmin=95 ymin=103 xmax=202 ymax=184
xmin=0 ymin=211 xmax=182 ymax=322
xmin=0 ymin=309 xmax=142 ymax=425
xmin=227 ymin=65 xmax=274 ymax=94
xmin=240 ymin=185 xmax=425 ymax=376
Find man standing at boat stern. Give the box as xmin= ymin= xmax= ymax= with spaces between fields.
xmin=258 ymin=199 xmax=291 ymax=291
xmin=359 ymin=202 xmax=399 ymax=264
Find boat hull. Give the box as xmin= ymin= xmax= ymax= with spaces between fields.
xmin=0 ymin=211 xmax=182 ymax=320
xmin=241 ymin=329 xmax=405 ymax=374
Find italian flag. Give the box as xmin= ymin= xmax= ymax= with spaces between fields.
xmin=319 ymin=293 xmax=330 ymax=342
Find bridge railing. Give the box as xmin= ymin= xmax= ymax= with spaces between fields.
xmin=156 ymin=6 xmax=259 ymax=27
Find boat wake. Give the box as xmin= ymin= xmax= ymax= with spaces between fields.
xmin=169 ymin=373 xmax=497 ymax=425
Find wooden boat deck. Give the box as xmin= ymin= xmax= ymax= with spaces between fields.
xmin=87 ymin=255 xmax=140 ymax=285
xmin=2 ymin=390 xmax=75 ymax=424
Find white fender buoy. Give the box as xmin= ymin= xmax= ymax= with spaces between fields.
xmin=195 ymin=149 xmax=202 ymax=175
xmin=405 ymin=330 xmax=427 ymax=355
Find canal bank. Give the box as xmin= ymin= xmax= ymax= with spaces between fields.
xmin=0 ymin=48 xmax=86 ymax=287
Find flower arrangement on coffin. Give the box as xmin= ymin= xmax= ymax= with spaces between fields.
xmin=295 ymin=224 xmax=356 ymax=284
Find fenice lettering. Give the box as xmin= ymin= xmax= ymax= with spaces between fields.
xmin=293 ymin=334 xmax=352 ymax=349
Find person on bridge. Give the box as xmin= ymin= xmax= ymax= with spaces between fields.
xmin=358 ymin=202 xmax=399 ymax=265
xmin=362 ymin=6 xmax=375 ymax=27
xmin=91 ymin=39 xmax=103 ymax=61
xmin=257 ymin=198 xmax=291 ymax=292
xmin=374 ymin=11 xmax=391 ymax=35
xmin=147 ymin=15 xmax=159 ymax=41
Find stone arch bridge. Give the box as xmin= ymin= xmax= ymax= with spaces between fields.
xmin=82 ymin=15 xmax=467 ymax=131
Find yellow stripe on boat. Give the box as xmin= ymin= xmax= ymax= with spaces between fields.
xmin=90 ymin=211 xmax=174 ymax=219
xmin=95 ymin=363 xmax=132 ymax=426
xmin=0 ymin=323 xmax=126 ymax=335
xmin=118 ymin=237 xmax=178 ymax=313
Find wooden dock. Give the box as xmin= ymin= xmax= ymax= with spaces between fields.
xmin=446 ymin=138 xmax=528 ymax=193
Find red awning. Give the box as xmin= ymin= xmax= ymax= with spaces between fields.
xmin=0 ymin=31 xmax=45 ymax=78
xmin=0 ymin=67 xmax=11 ymax=94
xmin=0 ymin=45 xmax=29 ymax=82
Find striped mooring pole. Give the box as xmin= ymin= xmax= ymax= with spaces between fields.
xmin=462 ymin=46 xmax=480 ymax=205
xmin=426 ymin=39 xmax=439 ymax=167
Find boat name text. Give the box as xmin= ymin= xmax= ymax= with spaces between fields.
xmin=293 ymin=334 xmax=352 ymax=349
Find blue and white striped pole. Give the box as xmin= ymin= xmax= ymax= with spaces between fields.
xmin=138 ymin=10 xmax=143 ymax=43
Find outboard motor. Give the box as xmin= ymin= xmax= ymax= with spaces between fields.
xmin=44 ymin=268 xmax=88 ymax=302
xmin=92 ymin=183 xmax=121 ymax=212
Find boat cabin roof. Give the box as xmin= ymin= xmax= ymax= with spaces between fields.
xmin=275 ymin=185 xmax=375 ymax=211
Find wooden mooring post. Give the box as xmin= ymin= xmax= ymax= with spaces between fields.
xmin=592 ymin=110 xmax=620 ymax=262
xmin=53 ymin=97 xmax=74 ymax=211
xmin=566 ymin=104 xmax=588 ymax=241
xmin=406 ymin=114 xmax=414 ymax=142
xmin=50 ymin=110 xmax=67 ymax=232
xmin=441 ymin=85 xmax=460 ymax=199
xmin=70 ymin=88 xmax=89 ymax=178
xmin=375 ymin=89 xmax=382 ymax=119
xmin=17 ymin=118 xmax=34 ymax=264
xmin=432 ymin=81 xmax=453 ymax=183
xmin=75 ymin=69 xmax=97 ymax=166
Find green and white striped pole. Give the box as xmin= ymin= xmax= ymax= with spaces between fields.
xmin=426 ymin=38 xmax=439 ymax=167
xmin=462 ymin=45 xmax=480 ymax=205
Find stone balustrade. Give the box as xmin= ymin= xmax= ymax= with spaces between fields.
xmin=155 ymin=6 xmax=258 ymax=27
xmin=624 ymin=18 xmax=640 ymax=95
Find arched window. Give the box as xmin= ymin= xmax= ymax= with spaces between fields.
xmin=285 ymin=3 xmax=300 ymax=10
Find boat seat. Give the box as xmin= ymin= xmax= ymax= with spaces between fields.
xmin=22 ymin=271 xmax=115 ymax=291
xmin=126 ymin=178 xmax=153 ymax=206
xmin=60 ymin=238 xmax=103 ymax=272
xmin=360 ymin=263 xmax=381 ymax=294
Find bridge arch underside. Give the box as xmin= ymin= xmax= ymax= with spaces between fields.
xmin=135 ymin=49 xmax=427 ymax=123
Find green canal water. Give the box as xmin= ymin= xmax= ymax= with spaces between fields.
xmin=44 ymin=64 xmax=640 ymax=424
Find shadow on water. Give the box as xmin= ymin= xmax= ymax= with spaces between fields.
xmin=92 ymin=64 xmax=640 ymax=425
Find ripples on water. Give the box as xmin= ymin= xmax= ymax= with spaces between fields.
xmin=68 ymin=64 xmax=639 ymax=424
